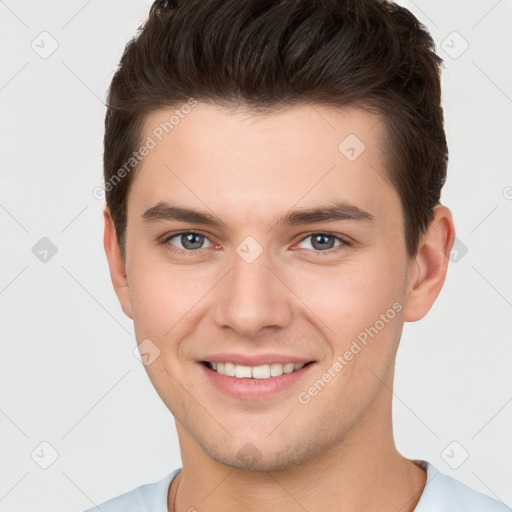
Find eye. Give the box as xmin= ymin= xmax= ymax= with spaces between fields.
xmin=163 ymin=230 xmax=215 ymax=254
xmin=161 ymin=230 xmax=350 ymax=257
xmin=295 ymin=233 xmax=348 ymax=253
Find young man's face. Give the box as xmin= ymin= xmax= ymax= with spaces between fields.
xmin=105 ymin=102 xmax=448 ymax=471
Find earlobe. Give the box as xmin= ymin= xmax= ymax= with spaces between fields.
xmin=404 ymin=205 xmax=456 ymax=322
xmin=103 ymin=208 xmax=133 ymax=319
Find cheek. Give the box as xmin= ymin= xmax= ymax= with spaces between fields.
xmin=127 ymin=254 xmax=216 ymax=340
xmin=288 ymin=253 xmax=406 ymax=338
xmin=128 ymin=260 xmax=180 ymax=338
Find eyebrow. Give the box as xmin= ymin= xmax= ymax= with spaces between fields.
xmin=141 ymin=200 xmax=374 ymax=229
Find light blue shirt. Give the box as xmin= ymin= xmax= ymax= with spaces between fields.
xmin=82 ymin=460 xmax=511 ymax=511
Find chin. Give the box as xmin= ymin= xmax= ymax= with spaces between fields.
xmin=204 ymin=438 xmax=323 ymax=472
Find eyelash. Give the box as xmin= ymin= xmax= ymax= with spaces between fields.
xmin=161 ymin=230 xmax=352 ymax=257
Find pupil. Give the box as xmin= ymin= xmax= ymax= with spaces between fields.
xmin=183 ymin=233 xmax=203 ymax=250
xmin=312 ymin=234 xmax=334 ymax=250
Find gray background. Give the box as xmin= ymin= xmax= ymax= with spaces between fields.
xmin=0 ymin=1 xmax=511 ymax=510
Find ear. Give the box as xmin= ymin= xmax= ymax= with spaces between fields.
xmin=103 ymin=207 xmax=133 ymax=319
xmin=403 ymin=205 xmax=456 ymax=322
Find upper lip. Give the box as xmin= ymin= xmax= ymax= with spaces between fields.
xmin=199 ymin=353 xmax=315 ymax=366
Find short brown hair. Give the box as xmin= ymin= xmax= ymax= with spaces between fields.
xmin=103 ymin=0 xmax=447 ymax=258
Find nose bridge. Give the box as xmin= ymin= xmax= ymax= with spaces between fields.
xmin=212 ymin=239 xmax=293 ymax=337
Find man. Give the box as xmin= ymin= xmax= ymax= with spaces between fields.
xmin=86 ymin=0 xmax=510 ymax=510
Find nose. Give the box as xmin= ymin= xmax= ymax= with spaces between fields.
xmin=212 ymin=244 xmax=294 ymax=339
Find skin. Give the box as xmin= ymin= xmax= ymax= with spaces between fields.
xmin=104 ymin=102 xmax=455 ymax=512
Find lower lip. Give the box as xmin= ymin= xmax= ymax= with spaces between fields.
xmin=198 ymin=362 xmax=316 ymax=400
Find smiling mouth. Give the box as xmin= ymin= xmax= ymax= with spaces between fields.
xmin=201 ymin=361 xmax=314 ymax=379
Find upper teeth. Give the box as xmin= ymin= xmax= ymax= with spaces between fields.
xmin=210 ymin=362 xmax=305 ymax=379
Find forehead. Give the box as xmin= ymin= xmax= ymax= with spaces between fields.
xmin=128 ymin=102 xmax=399 ymax=228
